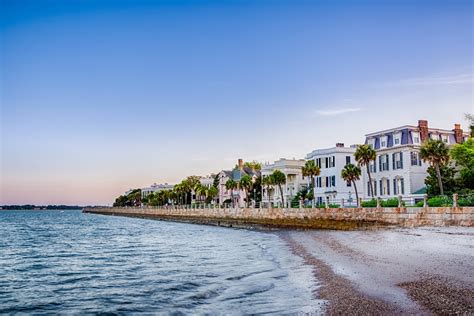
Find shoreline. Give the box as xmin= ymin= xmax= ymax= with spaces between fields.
xmin=280 ymin=227 xmax=474 ymax=314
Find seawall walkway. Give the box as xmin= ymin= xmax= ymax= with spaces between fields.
xmin=83 ymin=206 xmax=474 ymax=230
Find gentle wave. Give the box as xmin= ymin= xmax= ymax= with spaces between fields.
xmin=0 ymin=210 xmax=323 ymax=314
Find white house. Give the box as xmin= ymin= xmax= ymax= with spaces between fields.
xmin=363 ymin=120 xmax=469 ymax=204
xmin=261 ymin=158 xmax=307 ymax=206
xmin=306 ymin=143 xmax=362 ymax=206
xmin=141 ymin=183 xmax=174 ymax=199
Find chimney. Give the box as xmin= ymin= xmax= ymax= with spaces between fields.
xmin=453 ymin=123 xmax=463 ymax=144
xmin=418 ymin=120 xmax=429 ymax=142
xmin=336 ymin=143 xmax=344 ymax=148
xmin=238 ymin=158 xmax=244 ymax=170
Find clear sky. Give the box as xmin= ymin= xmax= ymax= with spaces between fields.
xmin=1 ymin=0 xmax=473 ymax=205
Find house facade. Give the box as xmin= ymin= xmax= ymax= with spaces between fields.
xmin=306 ymin=143 xmax=362 ymax=206
xmin=217 ymin=159 xmax=260 ymax=206
xmin=261 ymin=158 xmax=307 ymax=206
xmin=141 ymin=183 xmax=174 ymax=199
xmin=363 ymin=120 xmax=469 ymax=203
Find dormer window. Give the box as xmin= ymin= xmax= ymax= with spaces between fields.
xmin=380 ymin=136 xmax=387 ymax=148
xmin=368 ymin=138 xmax=375 ymax=148
xmin=394 ymin=132 xmax=401 ymax=146
xmin=412 ymin=132 xmax=420 ymax=144
xmin=430 ymin=133 xmax=438 ymax=140
xmin=442 ymin=134 xmax=449 ymax=144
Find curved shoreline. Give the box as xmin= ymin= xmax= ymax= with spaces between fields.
xmin=279 ymin=228 xmax=474 ymax=315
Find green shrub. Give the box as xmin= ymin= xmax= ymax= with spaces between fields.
xmin=328 ymin=204 xmax=340 ymax=208
xmin=458 ymin=196 xmax=474 ymax=207
xmin=427 ymin=196 xmax=452 ymax=207
xmin=415 ymin=200 xmax=424 ymax=207
xmin=381 ymin=198 xmax=400 ymax=207
xmin=361 ymin=199 xmax=377 ymax=207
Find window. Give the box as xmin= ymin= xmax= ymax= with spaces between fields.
xmin=347 ymin=180 xmax=351 ymax=187
xmin=368 ymin=138 xmax=375 ymax=148
xmin=394 ymin=138 xmax=400 ymax=145
xmin=380 ymin=136 xmax=387 ymax=148
xmin=393 ymin=152 xmax=403 ymax=170
xmin=386 ymin=179 xmax=390 ymax=195
xmin=369 ymin=161 xmax=377 ymax=173
xmin=394 ymin=132 xmax=401 ymax=146
xmin=442 ymin=135 xmax=449 ymax=144
xmin=411 ymin=152 xmax=421 ymax=166
xmin=380 ymin=180 xmax=383 ymax=196
xmin=346 ymin=156 xmax=351 ymax=165
xmin=393 ymin=178 xmax=405 ymax=195
xmin=325 ymin=157 xmax=329 ymax=168
xmin=373 ymin=180 xmax=377 ymax=196
xmin=332 ymin=176 xmax=336 ymax=187
xmin=412 ymin=132 xmax=420 ymax=144
xmin=379 ymin=154 xmax=389 ymax=171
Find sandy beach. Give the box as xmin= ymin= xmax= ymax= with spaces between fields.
xmin=281 ymin=227 xmax=474 ymax=315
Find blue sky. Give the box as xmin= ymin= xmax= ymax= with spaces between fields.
xmin=1 ymin=0 xmax=473 ymax=205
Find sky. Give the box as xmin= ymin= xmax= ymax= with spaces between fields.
xmin=1 ymin=0 xmax=473 ymax=205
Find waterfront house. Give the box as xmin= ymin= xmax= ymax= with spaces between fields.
xmin=261 ymin=158 xmax=307 ymax=207
xmin=141 ymin=183 xmax=174 ymax=199
xmin=306 ymin=143 xmax=362 ymax=206
xmin=217 ymin=159 xmax=260 ymax=206
xmin=362 ymin=120 xmax=469 ymax=204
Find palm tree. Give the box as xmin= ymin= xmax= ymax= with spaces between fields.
xmin=239 ymin=175 xmax=253 ymax=206
xmin=194 ymin=183 xmax=207 ymax=203
xmin=207 ymin=186 xmax=218 ymax=204
xmin=225 ymin=179 xmax=237 ymax=206
xmin=302 ymin=160 xmax=320 ymax=193
xmin=341 ymin=163 xmax=362 ymax=206
xmin=262 ymin=175 xmax=274 ymax=206
xmin=354 ymin=144 xmax=377 ymax=197
xmin=420 ymin=139 xmax=450 ymax=195
xmin=272 ymin=170 xmax=286 ymax=207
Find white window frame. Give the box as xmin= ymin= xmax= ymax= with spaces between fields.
xmin=393 ymin=132 xmax=402 ymax=146
xmin=412 ymin=132 xmax=420 ymax=144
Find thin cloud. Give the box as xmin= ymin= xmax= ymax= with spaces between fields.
xmin=391 ymin=73 xmax=473 ymax=86
xmin=316 ymin=107 xmax=362 ymax=116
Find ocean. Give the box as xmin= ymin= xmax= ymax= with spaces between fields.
xmin=0 ymin=210 xmax=322 ymax=314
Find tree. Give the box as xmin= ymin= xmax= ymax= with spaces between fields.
xmin=225 ymin=179 xmax=237 ymax=206
xmin=244 ymin=161 xmax=262 ymax=171
xmin=425 ymin=165 xmax=457 ymax=196
xmin=239 ymin=175 xmax=253 ymax=206
xmin=420 ymin=139 xmax=450 ymax=195
xmin=354 ymin=144 xmax=377 ymax=197
xmin=194 ymin=183 xmax=207 ymax=203
xmin=450 ymin=138 xmax=474 ymax=189
xmin=262 ymin=175 xmax=274 ymax=205
xmin=271 ymin=170 xmax=286 ymax=207
xmin=466 ymin=113 xmax=474 ymax=137
xmin=207 ymin=186 xmax=218 ymax=203
xmin=301 ymin=160 xmax=320 ymax=192
xmin=341 ymin=163 xmax=362 ymax=206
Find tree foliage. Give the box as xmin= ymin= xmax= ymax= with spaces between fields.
xmin=301 ymin=160 xmax=320 ymax=190
xmin=420 ymin=140 xmax=450 ymax=195
xmin=354 ymin=144 xmax=377 ymax=197
xmin=341 ymin=163 xmax=361 ymax=205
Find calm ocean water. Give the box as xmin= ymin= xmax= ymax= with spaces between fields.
xmin=0 ymin=210 xmax=322 ymax=314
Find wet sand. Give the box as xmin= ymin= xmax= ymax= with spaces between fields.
xmin=280 ymin=227 xmax=474 ymax=315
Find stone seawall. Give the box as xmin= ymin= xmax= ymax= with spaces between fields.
xmin=83 ymin=206 xmax=474 ymax=230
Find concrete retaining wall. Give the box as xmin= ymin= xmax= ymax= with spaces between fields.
xmin=83 ymin=206 xmax=474 ymax=230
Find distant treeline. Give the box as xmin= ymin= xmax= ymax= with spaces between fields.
xmin=1 ymin=205 xmax=92 ymax=210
